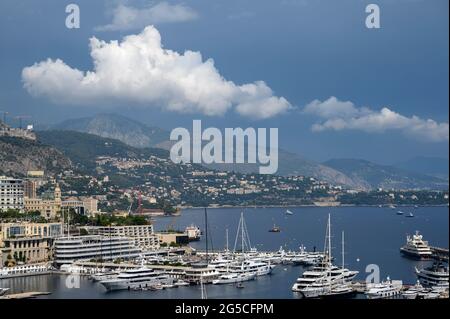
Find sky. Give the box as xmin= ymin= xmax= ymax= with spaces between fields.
xmin=0 ymin=0 xmax=448 ymax=164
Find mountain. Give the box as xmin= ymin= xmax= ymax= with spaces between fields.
xmin=49 ymin=114 xmax=448 ymax=190
xmin=52 ymin=113 xmax=169 ymax=149
xmin=394 ymin=157 xmax=449 ymax=180
xmin=324 ymin=158 xmax=448 ymax=190
xmin=36 ymin=130 xmax=168 ymax=171
xmin=0 ymin=136 xmax=71 ymax=177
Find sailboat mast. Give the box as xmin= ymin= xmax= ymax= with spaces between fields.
xmin=241 ymin=212 xmax=244 ymax=253
xmin=328 ymin=214 xmax=331 ymax=263
xmin=342 ymin=231 xmax=345 ymax=270
xmin=225 ymin=228 xmax=229 ymax=252
xmin=205 ymin=208 xmax=208 ymax=263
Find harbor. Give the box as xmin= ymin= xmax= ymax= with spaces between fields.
xmin=1 ymin=206 xmax=448 ymax=299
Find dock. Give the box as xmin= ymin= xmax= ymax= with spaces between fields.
xmin=0 ymin=291 xmax=51 ymax=299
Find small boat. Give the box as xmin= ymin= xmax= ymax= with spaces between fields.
xmin=406 ymin=212 xmax=414 ymax=218
xmin=396 ymin=211 xmax=404 ymax=215
xmin=236 ymin=282 xmax=245 ymax=289
xmin=269 ymin=224 xmax=281 ymax=232
xmin=149 ymin=283 xmax=164 ymax=291
xmin=285 ymin=209 xmax=294 ymax=215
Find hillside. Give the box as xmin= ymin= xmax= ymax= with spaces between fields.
xmin=52 ymin=113 xmax=169 ymax=149
xmin=324 ymin=158 xmax=448 ymax=190
xmin=36 ymin=130 xmax=169 ymax=171
xmin=0 ymin=136 xmax=71 ymax=177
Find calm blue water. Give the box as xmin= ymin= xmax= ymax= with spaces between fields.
xmin=1 ymin=206 xmax=448 ymax=299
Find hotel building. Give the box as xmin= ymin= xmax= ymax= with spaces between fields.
xmin=83 ymin=225 xmax=160 ymax=250
xmin=0 ymin=176 xmax=24 ymax=212
xmin=54 ymin=236 xmax=142 ymax=265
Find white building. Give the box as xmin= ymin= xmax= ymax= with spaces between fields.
xmin=0 ymin=176 xmax=24 ymax=212
xmin=54 ymin=235 xmax=142 ymax=265
xmin=83 ymin=225 xmax=160 ymax=250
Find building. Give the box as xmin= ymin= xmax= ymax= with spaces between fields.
xmin=24 ymin=183 xmax=62 ymax=219
xmin=23 ymin=180 xmax=37 ymax=199
xmin=84 ymin=225 xmax=160 ymax=250
xmin=82 ymin=197 xmax=99 ymax=216
xmin=54 ymin=236 xmax=142 ymax=265
xmin=0 ymin=222 xmax=62 ymax=266
xmin=157 ymin=232 xmax=189 ymax=246
xmin=0 ymin=176 xmax=24 ymax=212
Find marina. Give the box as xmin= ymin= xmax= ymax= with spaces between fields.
xmin=0 ymin=206 xmax=448 ymax=299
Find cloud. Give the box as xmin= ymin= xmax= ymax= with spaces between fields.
xmin=22 ymin=26 xmax=290 ymax=119
xmin=96 ymin=2 xmax=198 ymax=31
xmin=304 ymin=96 xmax=449 ymax=142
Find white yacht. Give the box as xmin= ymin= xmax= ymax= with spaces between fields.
xmin=212 ymin=272 xmax=256 ymax=285
xmin=99 ymin=267 xmax=173 ymax=291
xmin=90 ymin=271 xmax=120 ymax=282
xmin=415 ymin=262 xmax=449 ymax=287
xmin=231 ymin=260 xmax=275 ymax=276
xmin=292 ymin=264 xmax=358 ymax=294
xmin=292 ymin=219 xmax=359 ymax=298
xmin=402 ymin=281 xmax=425 ymax=299
xmin=400 ymin=231 xmax=433 ymax=259
xmin=0 ymin=288 xmax=10 ymax=296
xmin=365 ymin=278 xmax=403 ymax=299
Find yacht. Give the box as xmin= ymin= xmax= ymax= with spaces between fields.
xmin=292 ymin=219 xmax=359 ymax=298
xmin=268 ymin=224 xmax=281 ymax=233
xmin=99 ymin=267 xmax=173 ymax=291
xmin=400 ymin=231 xmax=433 ymax=259
xmin=402 ymin=281 xmax=425 ymax=299
xmin=365 ymin=278 xmax=403 ymax=299
xmin=231 ymin=260 xmax=275 ymax=276
xmin=285 ymin=209 xmax=294 ymax=215
xmin=0 ymin=288 xmax=10 ymax=296
xmin=212 ymin=272 xmax=256 ymax=285
xmin=415 ymin=262 xmax=449 ymax=287
xmin=292 ymin=263 xmax=358 ymax=293
xmin=90 ymin=271 xmax=120 ymax=282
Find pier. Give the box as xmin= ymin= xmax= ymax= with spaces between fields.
xmin=0 ymin=291 xmax=51 ymax=299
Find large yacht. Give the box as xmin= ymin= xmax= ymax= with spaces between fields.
xmin=212 ymin=272 xmax=256 ymax=285
xmin=415 ymin=261 xmax=449 ymax=287
xmin=230 ymin=260 xmax=275 ymax=276
xmin=400 ymin=231 xmax=433 ymax=259
xmin=365 ymin=278 xmax=403 ymax=299
xmin=99 ymin=267 xmax=173 ymax=291
xmin=291 ymin=264 xmax=358 ymax=294
xmin=291 ymin=216 xmax=359 ymax=298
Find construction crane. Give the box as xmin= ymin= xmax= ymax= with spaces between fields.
xmin=14 ymin=115 xmax=31 ymax=129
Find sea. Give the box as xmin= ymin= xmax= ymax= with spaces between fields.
xmin=1 ymin=206 xmax=448 ymax=299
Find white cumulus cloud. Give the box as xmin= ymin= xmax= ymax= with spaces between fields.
xmin=22 ymin=26 xmax=291 ymax=119
xmin=304 ymin=96 xmax=449 ymax=142
xmin=96 ymin=2 xmax=198 ymax=31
